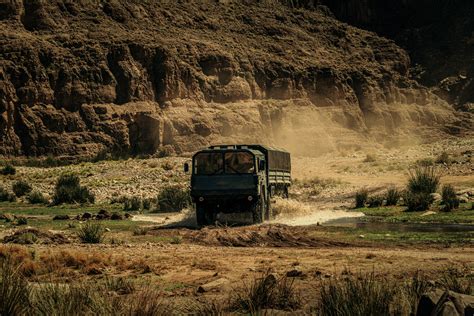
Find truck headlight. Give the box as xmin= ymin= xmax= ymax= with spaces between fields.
xmin=199 ymin=197 xmax=204 ymax=202
xmin=247 ymin=196 xmax=253 ymax=201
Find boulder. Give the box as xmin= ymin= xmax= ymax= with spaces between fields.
xmin=417 ymin=289 xmax=474 ymax=316
xmin=286 ymin=268 xmax=304 ymax=277
xmin=197 ymin=278 xmax=229 ymax=293
xmin=81 ymin=212 xmax=92 ymax=220
xmin=417 ymin=289 xmax=445 ymax=316
xmin=110 ymin=212 xmax=123 ymax=220
xmin=53 ymin=214 xmax=70 ymax=220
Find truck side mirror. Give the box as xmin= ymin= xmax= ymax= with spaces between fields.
xmin=259 ymin=160 xmax=266 ymax=171
xmin=184 ymin=162 xmax=189 ymax=173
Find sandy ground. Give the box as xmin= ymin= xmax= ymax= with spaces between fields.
xmin=1 ymin=136 xmax=473 ymax=306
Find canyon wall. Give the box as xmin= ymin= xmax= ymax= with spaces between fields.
xmin=0 ymin=0 xmax=469 ymax=157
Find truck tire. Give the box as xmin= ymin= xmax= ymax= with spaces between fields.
xmin=196 ymin=205 xmax=207 ymax=227
xmin=266 ymin=199 xmax=272 ymax=221
xmin=252 ymin=200 xmax=264 ymax=224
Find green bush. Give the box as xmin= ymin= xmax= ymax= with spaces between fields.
xmin=12 ymin=180 xmax=32 ymax=197
xmin=16 ymin=217 xmax=28 ymax=226
xmin=52 ymin=174 xmax=95 ymax=205
xmin=385 ymin=187 xmax=400 ymax=206
xmin=441 ymin=185 xmax=459 ymax=211
xmin=155 ymin=185 xmax=191 ymax=212
xmin=367 ymin=195 xmax=384 ymax=208
xmin=26 ymin=191 xmax=48 ymax=204
xmin=0 ymin=257 xmax=30 ymax=315
xmin=123 ymin=196 xmax=142 ymax=211
xmin=1 ymin=164 xmax=16 ymax=175
xmin=0 ymin=187 xmax=16 ymax=202
xmin=405 ymin=166 xmax=440 ymax=212
xmin=77 ymin=222 xmax=105 ymax=243
xmin=354 ymin=189 xmax=368 ymax=208
xmin=405 ymin=192 xmax=434 ymax=212
xmin=407 ymin=166 xmax=440 ymax=195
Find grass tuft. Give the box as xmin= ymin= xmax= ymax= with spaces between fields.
xmin=155 ymin=185 xmax=191 ymax=212
xmin=230 ymin=270 xmax=301 ymax=313
xmin=0 ymin=256 xmax=30 ymax=315
xmin=77 ymin=222 xmax=105 ymax=244
xmin=385 ymin=187 xmax=400 ymax=206
xmin=12 ymin=180 xmax=32 ymax=197
xmin=441 ymin=184 xmax=459 ymax=211
xmin=354 ymin=189 xmax=368 ymax=208
xmin=26 ymin=190 xmax=49 ymax=204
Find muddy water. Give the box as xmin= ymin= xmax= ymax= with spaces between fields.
xmin=325 ymin=218 xmax=474 ymax=233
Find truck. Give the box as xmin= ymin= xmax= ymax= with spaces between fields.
xmin=184 ymin=145 xmax=291 ymax=226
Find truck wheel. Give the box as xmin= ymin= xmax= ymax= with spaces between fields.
xmin=196 ymin=205 xmax=207 ymax=227
xmin=266 ymin=199 xmax=272 ymax=220
xmin=252 ymin=200 xmax=264 ymax=224
xmin=205 ymin=209 xmax=216 ymax=225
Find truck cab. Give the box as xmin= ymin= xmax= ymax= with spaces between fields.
xmin=186 ymin=145 xmax=291 ymax=226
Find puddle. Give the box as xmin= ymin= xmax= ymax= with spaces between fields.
xmin=325 ymin=217 xmax=474 ymax=233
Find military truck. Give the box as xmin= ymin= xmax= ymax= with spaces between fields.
xmin=184 ymin=145 xmax=291 ymax=226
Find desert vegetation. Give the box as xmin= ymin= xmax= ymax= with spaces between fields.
xmin=52 ymin=174 xmax=95 ymax=205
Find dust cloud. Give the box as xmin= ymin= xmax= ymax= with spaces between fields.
xmin=133 ymin=198 xmax=363 ymax=228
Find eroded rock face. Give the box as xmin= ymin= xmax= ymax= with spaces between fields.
xmin=0 ymin=1 xmax=469 ymax=157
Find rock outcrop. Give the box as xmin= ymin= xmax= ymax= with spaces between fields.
xmin=0 ymin=1 xmax=468 ymax=157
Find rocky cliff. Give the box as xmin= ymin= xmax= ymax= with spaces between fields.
xmin=315 ymin=0 xmax=474 ymax=111
xmin=0 ymin=0 xmax=469 ymax=158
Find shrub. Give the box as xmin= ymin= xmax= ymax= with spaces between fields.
xmin=0 ymin=257 xmax=30 ymax=315
xmin=318 ymin=272 xmax=395 ymax=316
xmin=12 ymin=180 xmax=32 ymax=197
xmin=405 ymin=166 xmax=440 ymax=212
xmin=230 ymin=270 xmax=300 ymax=313
xmin=416 ymin=158 xmax=434 ymax=167
xmin=367 ymin=195 xmax=384 ymax=208
xmin=435 ymin=151 xmax=451 ymax=164
xmin=31 ymin=282 xmax=111 ymax=315
xmin=441 ymin=184 xmax=459 ymax=211
xmin=405 ymin=192 xmax=434 ymax=212
xmin=123 ymin=196 xmax=142 ymax=211
xmin=161 ymin=161 xmax=174 ymax=171
xmin=363 ymin=154 xmax=376 ymax=163
xmin=354 ymin=189 xmax=368 ymax=208
xmin=1 ymin=164 xmax=16 ymax=175
xmin=0 ymin=187 xmax=16 ymax=202
xmin=142 ymin=198 xmax=152 ymax=210
xmin=155 ymin=185 xmax=191 ymax=212
xmin=407 ymin=166 xmax=440 ymax=195
xmin=385 ymin=187 xmax=400 ymax=206
xmin=26 ymin=191 xmax=48 ymax=204
xmin=132 ymin=227 xmax=149 ymax=236
xmin=16 ymin=217 xmax=28 ymax=226
xmin=438 ymin=267 xmax=472 ymax=295
xmin=77 ymin=222 xmax=105 ymax=244
xmin=52 ymin=174 xmax=95 ymax=205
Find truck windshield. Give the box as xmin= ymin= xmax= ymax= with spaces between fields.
xmin=194 ymin=153 xmax=223 ymax=175
xmin=225 ymin=152 xmax=255 ymax=174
